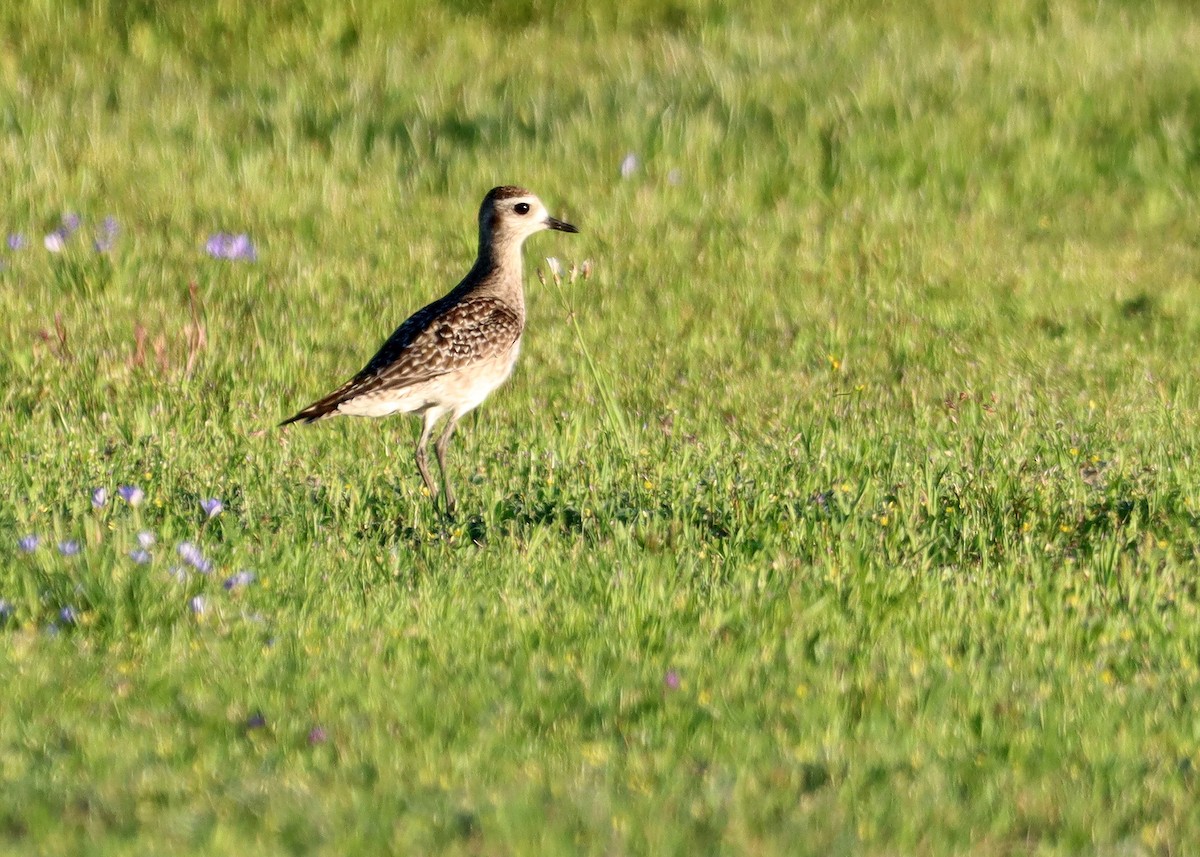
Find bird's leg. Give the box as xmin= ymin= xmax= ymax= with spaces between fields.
xmin=434 ymin=414 xmax=462 ymax=517
xmin=414 ymin=411 xmax=440 ymax=507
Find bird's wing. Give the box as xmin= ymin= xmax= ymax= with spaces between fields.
xmin=281 ymin=297 xmax=522 ymax=424
xmin=363 ymin=296 xmax=522 ymax=389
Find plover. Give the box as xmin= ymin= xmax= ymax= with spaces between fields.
xmin=281 ymin=186 xmax=578 ymax=515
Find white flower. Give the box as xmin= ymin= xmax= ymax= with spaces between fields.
xmin=620 ymin=152 xmax=639 ymax=178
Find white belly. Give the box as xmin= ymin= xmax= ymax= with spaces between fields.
xmin=336 ymin=342 xmax=519 ymax=419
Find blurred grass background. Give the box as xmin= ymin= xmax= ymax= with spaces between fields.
xmin=2 ymin=1 xmax=1200 ymax=854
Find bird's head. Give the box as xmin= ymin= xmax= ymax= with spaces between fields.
xmin=479 ymin=186 xmax=578 ymax=250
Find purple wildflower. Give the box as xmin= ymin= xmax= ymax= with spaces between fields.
xmin=206 ymin=232 xmax=257 ymax=262
xmin=6 ymin=233 xmax=26 ymax=251
xmin=93 ymin=215 xmax=119 ymax=253
xmin=307 ymin=726 xmax=328 ymax=745
xmin=189 ymin=595 xmax=207 ymax=615
xmin=201 ymin=498 xmax=223 ymax=518
xmin=137 ymin=531 xmax=156 ymax=549
xmin=229 ymin=234 xmax=256 ymax=260
xmin=17 ymin=534 xmax=39 ymax=553
xmin=178 ymin=541 xmax=212 ymax=574
xmin=0 ymin=598 xmax=13 ymax=623
xmin=58 ymin=540 xmax=81 ymax=557
xmin=59 ymin=605 xmax=78 ymax=625
xmin=117 ymin=485 xmax=144 ymax=506
xmin=664 ymin=669 xmax=681 ymax=690
xmin=223 ymin=570 xmax=255 ymax=591
xmin=245 ymin=712 xmax=267 ymax=730
xmin=129 ymin=548 xmax=152 ymax=564
xmin=91 ymin=487 xmax=108 ymax=508
xmin=167 ymin=565 xmax=187 ymax=583
xmin=620 ymin=152 xmax=639 ymax=179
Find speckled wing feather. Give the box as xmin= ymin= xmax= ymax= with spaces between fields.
xmin=281 ymin=297 xmax=522 ymax=424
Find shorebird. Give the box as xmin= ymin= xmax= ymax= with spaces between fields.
xmin=281 ymin=186 xmax=578 ymax=515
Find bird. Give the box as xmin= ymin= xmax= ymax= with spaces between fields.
xmin=280 ymin=186 xmax=578 ymax=515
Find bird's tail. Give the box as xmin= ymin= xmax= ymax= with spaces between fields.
xmin=280 ymin=373 xmax=368 ymax=427
xmin=279 ymin=393 xmax=342 ymax=427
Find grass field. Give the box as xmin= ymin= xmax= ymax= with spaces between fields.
xmin=3 ymin=1 xmax=1200 ymax=853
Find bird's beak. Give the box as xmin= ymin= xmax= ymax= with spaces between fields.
xmin=545 ymin=216 xmax=579 ymax=234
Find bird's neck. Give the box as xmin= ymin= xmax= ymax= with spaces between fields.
xmin=462 ymin=236 xmax=526 ymax=319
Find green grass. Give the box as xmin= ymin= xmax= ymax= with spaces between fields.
xmin=3 ymin=0 xmax=1200 ymax=853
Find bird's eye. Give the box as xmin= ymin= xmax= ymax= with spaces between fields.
xmin=514 ymin=202 xmax=530 ymax=215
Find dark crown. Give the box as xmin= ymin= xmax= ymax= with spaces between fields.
xmin=485 ymin=186 xmax=532 ymax=203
